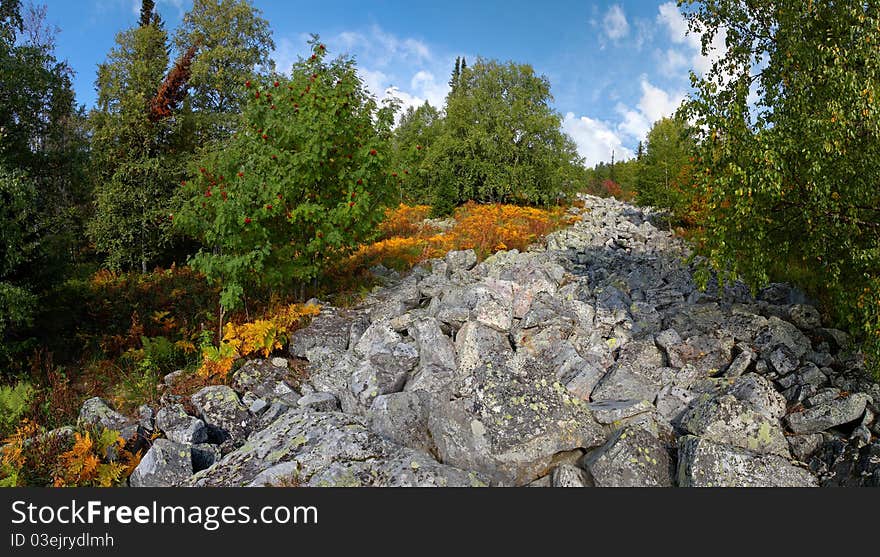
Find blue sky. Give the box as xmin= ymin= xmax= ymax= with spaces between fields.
xmin=40 ymin=0 xmax=723 ymax=166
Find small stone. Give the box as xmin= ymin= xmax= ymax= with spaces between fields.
xmin=297 ymin=392 xmax=340 ymax=412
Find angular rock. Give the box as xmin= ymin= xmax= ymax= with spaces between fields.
xmin=677 ymin=436 xmax=817 ymax=487
xmin=297 ymin=392 xmax=340 ymax=412
xmin=186 ymin=411 xmax=486 ymax=487
xmin=289 ymin=310 xmax=350 ymax=358
xmin=680 ymin=394 xmax=790 ymax=457
xmin=155 ymin=404 xmax=208 ymax=445
xmin=785 ymin=393 xmax=871 ymax=434
xmin=130 ymin=439 xmax=193 ymax=487
xmin=232 ymin=359 xmax=299 ymax=405
xmin=585 ymin=426 xmax=672 ymax=487
xmin=79 ymin=397 xmax=137 ymax=440
xmin=368 ymin=391 xmax=434 ymax=455
xmin=445 ymin=249 xmax=477 ymax=272
xmin=551 ymin=464 xmax=591 ymax=488
xmin=588 ymin=399 xmax=655 ymax=425
xmin=190 ymin=386 xmax=252 ymax=447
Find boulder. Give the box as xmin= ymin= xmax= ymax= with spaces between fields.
xmin=232 ymin=359 xmax=300 ymax=405
xmin=155 ymin=404 xmax=207 ymax=445
xmin=190 ymin=386 xmax=253 ymax=448
xmin=584 ymin=426 xmax=672 ymax=487
xmin=288 ymin=309 xmax=351 ymax=358
xmin=130 ymin=439 xmax=193 ymax=487
xmin=368 ymin=391 xmax=434 ymax=456
xmin=677 ymin=436 xmax=817 ymax=487
xmin=186 ymin=410 xmax=486 ymax=487
xmin=297 ymin=392 xmax=340 ymax=412
xmin=680 ymin=394 xmax=790 ymax=457
xmin=78 ymin=398 xmax=137 ymax=440
xmin=785 ymin=393 xmax=871 ymax=435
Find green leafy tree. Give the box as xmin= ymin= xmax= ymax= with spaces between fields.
xmin=427 ymin=58 xmax=583 ymax=215
xmin=175 ymin=39 xmax=398 ymax=317
xmin=173 ymin=0 xmax=274 ymax=140
xmin=635 ymin=115 xmax=696 ymax=218
xmin=0 ymin=0 xmax=88 ymax=373
xmin=88 ymin=2 xmax=193 ymax=272
xmin=680 ymin=0 xmax=880 ymax=371
xmin=390 ymin=100 xmax=442 ymax=204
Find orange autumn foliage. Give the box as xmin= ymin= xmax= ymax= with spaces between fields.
xmin=342 ymin=202 xmax=576 ymax=274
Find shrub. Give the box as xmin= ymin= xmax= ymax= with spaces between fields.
xmin=175 ymin=38 xmax=398 ymax=314
xmin=198 ymin=303 xmax=320 ymax=379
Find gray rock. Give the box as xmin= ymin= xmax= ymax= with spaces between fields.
xmin=78 ymin=397 xmax=137 ymax=440
xmin=551 ymin=464 xmax=591 ymax=487
xmin=788 ymin=304 xmax=822 ymax=330
xmin=680 ymin=394 xmax=790 ymax=457
xmin=190 ymin=386 xmax=253 ymax=448
xmin=563 ymin=361 xmax=605 ymax=401
xmin=767 ymin=345 xmax=800 ymax=376
xmin=787 ymin=434 xmax=824 ymax=462
xmin=786 ymin=393 xmax=871 ymax=434
xmin=297 ymin=392 xmax=340 ymax=412
xmin=130 ymin=439 xmax=193 ymax=487
xmin=445 ymin=249 xmax=478 ymax=272
xmin=755 ymin=316 xmax=812 ymax=358
xmin=655 ymin=385 xmax=696 ymax=426
xmin=585 ymin=426 xmax=672 ymax=487
xmin=232 ymin=359 xmax=299 ymax=404
xmin=289 ymin=309 xmax=350 ymax=358
xmin=427 ymin=350 xmax=606 ymax=486
xmin=137 ymin=405 xmax=155 ymax=432
xmin=368 ymin=391 xmax=434 ymax=455
xmin=186 ymin=411 xmax=486 ymax=487
xmin=724 ymin=375 xmax=787 ymax=420
xmin=677 ymin=436 xmax=817 ymax=487
xmin=155 ymin=404 xmax=208 ymax=445
xmin=725 ymin=347 xmax=754 ymax=377
xmin=588 ymin=399 xmax=655 ymax=425
xmin=591 ymin=340 xmax=665 ymax=401
xmin=163 ymin=369 xmax=188 ymax=387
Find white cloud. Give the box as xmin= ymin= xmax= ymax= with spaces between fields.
xmin=657 ymin=1 xmax=726 ymax=76
xmin=602 ymin=5 xmax=630 ymax=42
xmin=562 ymin=112 xmax=633 ymax=166
xmin=615 ymin=78 xmax=686 ymax=141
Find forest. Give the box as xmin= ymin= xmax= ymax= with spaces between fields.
xmin=1 ymin=0 xmax=879 ymax=487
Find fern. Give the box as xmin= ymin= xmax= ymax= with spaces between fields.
xmin=0 ymin=382 xmax=34 ymax=436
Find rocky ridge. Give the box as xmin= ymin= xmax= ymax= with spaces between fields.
xmin=81 ymin=194 xmax=880 ymax=487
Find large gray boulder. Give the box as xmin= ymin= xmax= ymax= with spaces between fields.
xmin=232 ymin=359 xmax=300 ymax=405
xmin=591 ymin=340 xmax=666 ymax=401
xmin=288 ymin=310 xmax=351 ymax=358
xmin=78 ymin=397 xmax=137 ymax=440
xmin=186 ymin=410 xmax=485 ymax=487
xmin=584 ymin=426 xmax=672 ymax=487
xmin=677 ymin=436 xmax=817 ymax=487
xmin=680 ymin=394 xmax=790 ymax=457
xmin=368 ymin=391 xmax=435 ymax=456
xmin=130 ymin=439 xmax=193 ymax=487
xmin=190 ymin=386 xmax=252 ymax=448
xmin=427 ymin=354 xmax=606 ymax=486
xmin=785 ymin=393 xmax=871 ymax=435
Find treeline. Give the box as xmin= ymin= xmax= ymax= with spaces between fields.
xmin=0 ymin=0 xmax=586 ymax=375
